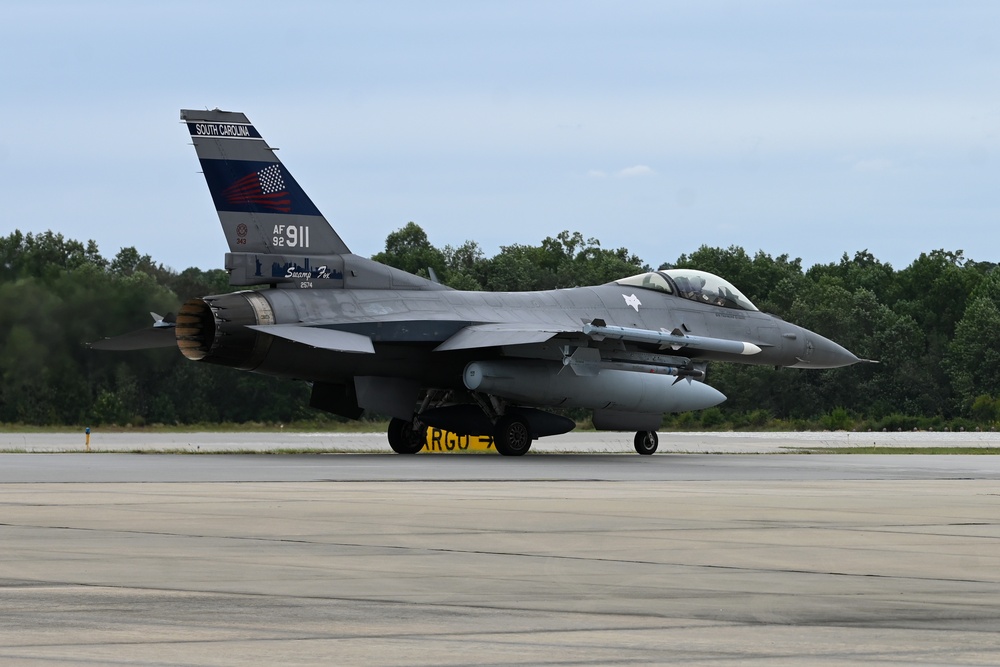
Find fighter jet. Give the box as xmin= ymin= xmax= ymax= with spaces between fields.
xmin=93 ymin=108 xmax=861 ymax=456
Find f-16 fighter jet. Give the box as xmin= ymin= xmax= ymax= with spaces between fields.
xmin=94 ymin=109 xmax=861 ymax=456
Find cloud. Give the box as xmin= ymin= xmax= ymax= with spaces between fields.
xmin=617 ymin=164 xmax=655 ymax=178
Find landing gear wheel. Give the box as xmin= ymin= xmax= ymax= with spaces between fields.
xmin=493 ymin=415 xmax=532 ymax=456
xmin=387 ymin=417 xmax=427 ymax=454
xmin=634 ymin=431 xmax=658 ymax=455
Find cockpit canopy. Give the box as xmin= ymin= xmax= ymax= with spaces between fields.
xmin=614 ymin=269 xmax=758 ymax=312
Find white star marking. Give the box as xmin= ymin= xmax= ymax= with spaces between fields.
xmin=622 ymin=293 xmax=642 ymax=312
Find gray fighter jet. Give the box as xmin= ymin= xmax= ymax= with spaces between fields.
xmin=93 ymin=109 xmax=861 ymax=455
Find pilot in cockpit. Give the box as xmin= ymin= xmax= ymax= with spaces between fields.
xmin=692 ymin=275 xmax=707 ymax=296
xmin=673 ymin=274 xmax=693 ymax=297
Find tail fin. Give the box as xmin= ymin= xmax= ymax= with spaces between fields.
xmin=180 ymin=109 xmax=350 ymax=256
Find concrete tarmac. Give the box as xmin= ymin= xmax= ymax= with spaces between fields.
xmin=1 ymin=438 xmax=999 ymax=665
xmin=3 ymin=428 xmax=998 ymax=453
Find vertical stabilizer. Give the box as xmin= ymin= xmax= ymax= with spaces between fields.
xmin=180 ymin=109 xmax=350 ymax=256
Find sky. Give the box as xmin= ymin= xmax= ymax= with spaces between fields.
xmin=3 ymin=1 xmax=999 ymax=274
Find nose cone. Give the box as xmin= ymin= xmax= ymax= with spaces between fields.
xmin=791 ymin=332 xmax=860 ymax=369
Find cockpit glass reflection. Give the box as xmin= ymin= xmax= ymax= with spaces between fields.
xmin=615 ymin=270 xmax=758 ymax=312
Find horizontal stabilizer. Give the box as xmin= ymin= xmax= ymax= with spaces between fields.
xmin=434 ymin=323 xmax=569 ymax=352
xmin=248 ymin=324 xmax=374 ymax=353
xmin=90 ymin=327 xmax=176 ymax=351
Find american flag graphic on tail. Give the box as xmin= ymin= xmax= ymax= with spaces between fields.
xmin=222 ymin=164 xmax=291 ymax=212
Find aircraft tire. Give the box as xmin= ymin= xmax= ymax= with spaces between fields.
xmin=634 ymin=431 xmax=658 ymax=455
xmin=387 ymin=417 xmax=426 ymax=454
xmin=493 ymin=415 xmax=532 ymax=456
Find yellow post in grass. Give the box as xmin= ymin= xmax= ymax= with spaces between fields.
xmin=85 ymin=427 xmax=91 ymax=453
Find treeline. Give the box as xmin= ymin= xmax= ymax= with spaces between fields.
xmin=1 ymin=227 xmax=999 ymax=429
xmin=666 ymin=246 xmax=1000 ymax=430
xmin=374 ymin=224 xmax=1000 ymax=430
xmin=0 ymin=231 xmax=315 ymax=426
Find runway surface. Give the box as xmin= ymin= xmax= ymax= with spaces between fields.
xmin=4 ymin=428 xmax=999 ymax=454
xmin=1 ymin=434 xmax=999 ymax=665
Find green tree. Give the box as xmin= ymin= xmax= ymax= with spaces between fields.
xmin=442 ymin=240 xmax=485 ymax=290
xmin=479 ymin=231 xmax=645 ymax=291
xmin=944 ymin=269 xmax=1000 ymax=409
xmin=806 ymin=250 xmax=897 ymax=304
xmin=969 ymin=395 xmax=1000 ymax=425
xmin=895 ymin=250 xmax=983 ymax=345
xmin=371 ymin=222 xmax=447 ymax=280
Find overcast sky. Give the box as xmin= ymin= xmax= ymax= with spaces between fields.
xmin=3 ymin=1 xmax=999 ymax=275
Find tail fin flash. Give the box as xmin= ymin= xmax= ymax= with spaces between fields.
xmin=180 ymin=109 xmax=349 ymax=255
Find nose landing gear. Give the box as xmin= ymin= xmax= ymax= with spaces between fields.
xmin=634 ymin=431 xmax=658 ymax=455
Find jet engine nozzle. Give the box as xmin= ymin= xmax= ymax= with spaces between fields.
xmin=175 ymin=291 xmax=275 ymax=370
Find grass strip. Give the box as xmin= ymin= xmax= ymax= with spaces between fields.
xmin=789 ymin=446 xmax=1000 ymax=455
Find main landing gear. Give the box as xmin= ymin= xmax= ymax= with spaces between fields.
xmin=493 ymin=414 xmax=532 ymax=456
xmin=634 ymin=431 xmax=658 ymax=455
xmin=387 ymin=417 xmax=427 ymax=454
xmin=386 ymin=404 xmax=651 ymax=457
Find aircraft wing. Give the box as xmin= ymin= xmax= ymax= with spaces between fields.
xmin=248 ymin=325 xmax=375 ymax=353
xmin=434 ymin=323 xmax=574 ymax=352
